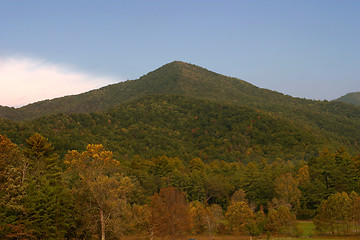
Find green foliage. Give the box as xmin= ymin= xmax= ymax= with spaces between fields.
xmin=225 ymin=201 xmax=254 ymax=235
xmin=314 ymin=192 xmax=353 ymax=235
xmin=297 ymin=221 xmax=315 ymax=237
xmin=266 ymin=205 xmax=299 ymax=236
xmin=23 ymin=134 xmax=74 ymax=240
xmin=336 ymin=92 xmax=360 ymax=106
xmin=65 ymin=144 xmax=134 ymax=240
xmin=305 ymin=148 xmax=358 ymax=211
xmin=1 ymin=61 xmax=360 ymax=154
xmin=0 ymin=135 xmax=28 ymax=239
xmin=2 ymin=133 xmax=360 ymax=238
xmin=273 ymin=172 xmax=301 ymax=211
xmin=0 ymin=95 xmax=333 ymax=163
xmin=0 ymin=59 xmax=360 ymax=238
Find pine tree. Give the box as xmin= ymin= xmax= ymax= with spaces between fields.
xmin=23 ymin=133 xmax=74 ymax=239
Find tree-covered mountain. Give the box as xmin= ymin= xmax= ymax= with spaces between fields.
xmin=2 ymin=62 xmax=360 ymax=239
xmin=0 ymin=95 xmax=332 ymax=161
xmin=1 ymin=61 xmax=360 ymax=155
xmin=1 ymin=61 xmax=359 ymax=123
xmin=336 ymin=92 xmax=360 ymax=106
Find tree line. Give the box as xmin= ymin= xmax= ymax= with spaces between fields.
xmin=1 ymin=133 xmax=360 ymax=239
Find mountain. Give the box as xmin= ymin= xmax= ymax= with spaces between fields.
xmin=336 ymin=92 xmax=360 ymax=106
xmin=0 ymin=105 xmax=19 ymax=119
xmin=1 ymin=61 xmax=360 ymax=155
xmin=0 ymin=95 xmax=332 ymax=161
xmin=1 ymin=61 xmax=289 ymax=121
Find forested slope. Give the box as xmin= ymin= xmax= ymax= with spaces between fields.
xmin=336 ymin=92 xmax=360 ymax=106
xmin=1 ymin=61 xmax=360 ymax=153
xmin=0 ymin=95 xmax=335 ymax=161
xmin=1 ymin=62 xmax=360 ymax=239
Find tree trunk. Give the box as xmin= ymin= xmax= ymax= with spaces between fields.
xmin=150 ymin=230 xmax=153 ymax=240
xmin=21 ymin=161 xmax=28 ymax=184
xmin=100 ymin=209 xmax=106 ymax=240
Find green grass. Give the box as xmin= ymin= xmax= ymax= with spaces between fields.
xmin=269 ymin=238 xmax=347 ymax=240
xmin=124 ymin=236 xmax=356 ymax=240
xmin=297 ymin=220 xmax=316 ymax=237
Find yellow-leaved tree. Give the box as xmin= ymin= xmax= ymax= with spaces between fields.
xmin=65 ymin=144 xmax=133 ymax=240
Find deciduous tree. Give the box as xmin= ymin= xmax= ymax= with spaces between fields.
xmin=225 ymin=201 xmax=254 ymax=235
xmin=65 ymin=144 xmax=133 ymax=240
xmin=314 ymin=192 xmax=352 ymax=235
xmin=273 ymin=173 xmax=301 ymax=211
xmin=150 ymin=187 xmax=191 ymax=240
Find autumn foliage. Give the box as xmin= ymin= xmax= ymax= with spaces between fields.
xmin=150 ymin=187 xmax=191 ymax=240
xmin=2 ymin=134 xmax=360 ymax=239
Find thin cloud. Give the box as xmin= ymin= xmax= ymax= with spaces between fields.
xmin=0 ymin=56 xmax=118 ymax=107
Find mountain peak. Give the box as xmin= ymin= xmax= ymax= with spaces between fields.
xmin=0 ymin=61 xmax=265 ymax=120
xmin=167 ymin=60 xmax=188 ymax=66
xmin=153 ymin=60 xmax=201 ymax=73
xmin=147 ymin=60 xmax=223 ymax=83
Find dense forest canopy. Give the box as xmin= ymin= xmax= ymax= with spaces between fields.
xmin=0 ymin=95 xmax=339 ymax=161
xmin=1 ymin=134 xmax=360 ymax=239
xmin=1 ymin=62 xmax=359 ymax=154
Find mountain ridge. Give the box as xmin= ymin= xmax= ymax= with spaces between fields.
xmin=0 ymin=61 xmax=327 ymax=120
xmin=336 ymin=92 xmax=360 ymax=106
xmin=0 ymin=61 xmax=360 ymax=155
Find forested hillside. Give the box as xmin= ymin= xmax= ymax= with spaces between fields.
xmin=336 ymin=92 xmax=360 ymax=106
xmin=1 ymin=133 xmax=360 ymax=239
xmin=1 ymin=61 xmax=360 ymax=153
xmin=1 ymin=61 xmax=360 ymax=239
xmin=0 ymin=95 xmax=330 ymax=161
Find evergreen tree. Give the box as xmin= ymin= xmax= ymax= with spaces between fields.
xmin=23 ymin=133 xmax=74 ymax=239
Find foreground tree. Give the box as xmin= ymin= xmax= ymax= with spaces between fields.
xmin=350 ymin=192 xmax=360 ymax=234
xmin=225 ymin=201 xmax=254 ymax=235
xmin=150 ymin=187 xmax=191 ymax=240
xmin=266 ymin=205 xmax=298 ymax=236
xmin=189 ymin=201 xmax=223 ymax=238
xmin=0 ymin=135 xmax=31 ymax=239
xmin=202 ymin=204 xmax=223 ymax=238
xmin=23 ymin=133 xmax=74 ymax=239
xmin=314 ymin=192 xmax=352 ymax=235
xmin=65 ymin=144 xmax=133 ymax=240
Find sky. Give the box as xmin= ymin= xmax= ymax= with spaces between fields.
xmin=0 ymin=0 xmax=359 ymax=107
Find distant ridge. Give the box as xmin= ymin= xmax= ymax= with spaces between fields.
xmin=336 ymin=92 xmax=360 ymax=106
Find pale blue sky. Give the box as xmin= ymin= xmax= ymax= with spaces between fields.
xmin=0 ymin=0 xmax=359 ymax=106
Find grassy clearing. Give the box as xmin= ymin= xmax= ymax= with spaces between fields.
xmin=122 ymin=236 xmax=357 ymax=240
xmin=121 ymin=222 xmax=360 ymax=240
xmin=297 ymin=220 xmax=316 ymax=237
